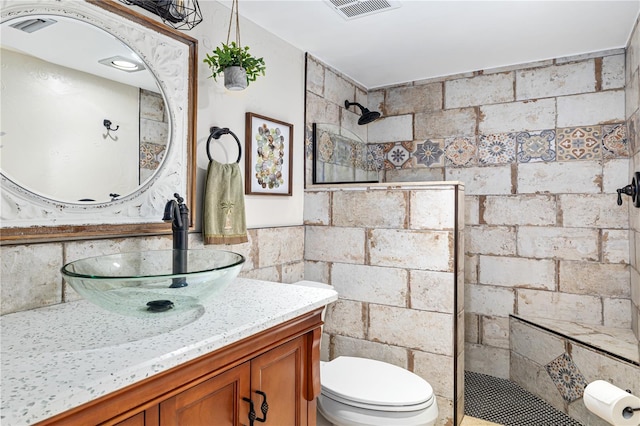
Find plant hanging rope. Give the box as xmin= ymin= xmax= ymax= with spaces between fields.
xmin=227 ymin=0 xmax=242 ymax=66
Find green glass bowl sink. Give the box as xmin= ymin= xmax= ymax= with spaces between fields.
xmin=61 ymin=250 xmax=245 ymax=317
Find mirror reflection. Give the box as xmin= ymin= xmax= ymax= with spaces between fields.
xmin=312 ymin=123 xmax=381 ymax=184
xmin=0 ymin=15 xmax=168 ymax=203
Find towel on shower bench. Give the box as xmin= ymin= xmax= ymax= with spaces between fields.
xmin=203 ymin=160 xmax=248 ymax=245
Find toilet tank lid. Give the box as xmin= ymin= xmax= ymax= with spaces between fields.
xmin=321 ymin=356 xmax=434 ymax=408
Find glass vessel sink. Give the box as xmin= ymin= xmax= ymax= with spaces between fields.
xmin=61 ymin=250 xmax=245 ymax=317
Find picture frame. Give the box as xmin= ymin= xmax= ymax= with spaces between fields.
xmin=245 ymin=112 xmax=293 ymax=196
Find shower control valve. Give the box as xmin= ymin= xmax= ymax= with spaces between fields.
xmin=616 ymin=172 xmax=640 ymax=208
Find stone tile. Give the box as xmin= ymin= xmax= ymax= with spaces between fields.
xmin=385 ymin=83 xmax=442 ymax=115
xmin=445 ymin=72 xmax=514 ymax=108
xmin=559 ymin=261 xmax=630 ymax=297
xmin=385 ymin=166 xmax=445 ymax=182
xmin=369 ymin=304 xmax=454 ymax=355
xmin=517 ymin=289 xmax=602 ymax=324
xmin=333 ymin=189 xmax=407 ymax=228
xmin=481 ymin=316 xmax=510 ymax=349
xmin=368 ymin=229 xmax=454 ymax=272
xmin=567 ymin=397 xmax=612 ymax=426
xmin=603 ymin=158 xmax=633 ymax=193
xmin=446 ymin=165 xmax=513 ymax=195
xmin=518 ymin=226 xmax=599 ymax=261
xmin=414 ymin=139 xmax=446 ymax=167
xmin=465 ymin=343 xmax=510 ymax=378
xmin=435 ymin=396 xmax=454 ymax=426
xmin=239 ymin=266 xmax=280 ymax=282
xmin=517 ymin=161 xmax=602 ymax=194
xmin=626 ymin=68 xmax=640 ymax=120
xmin=556 ymin=126 xmax=602 ymax=161
xmin=303 ymin=260 xmax=330 ymax=284
xmin=510 ymin=318 xmax=565 ymax=365
xmin=480 ymin=255 xmax=555 ymax=290
xmin=516 ymin=61 xmax=595 ymax=100
xmin=324 ymin=69 xmax=355 ymax=107
xmin=510 ymin=352 xmax=566 ymax=412
xmin=140 ymin=90 xmax=166 ymax=121
xmin=410 ymin=270 xmax=455 ymax=314
xmin=482 ymin=194 xmax=556 ymax=226
xmin=1 ymin=243 xmax=63 ymax=314
xmin=303 ymin=191 xmax=330 ymax=225
xmin=570 ymin=344 xmax=640 ymax=395
xmin=602 ymin=123 xmax=629 ymax=158
xmin=281 ymin=261 xmax=305 ymax=283
xmin=305 ymin=56 xmax=325 ymax=96
xmin=332 ymin=263 xmax=408 ymax=307
xmin=465 ymin=254 xmax=479 ymax=284
xmin=601 ymin=54 xmax=625 ymax=90
xmin=367 ymin=114 xmax=413 ymax=143
xmin=557 ymin=90 xmax=625 ymax=128
xmin=603 ymin=298 xmax=632 ymax=328
xmin=465 ymin=196 xmax=480 ymax=226
xmin=306 ymin=91 xmax=340 ymax=124
xmin=477 ymin=133 xmax=517 ymax=165
xmin=603 ymin=230 xmax=631 ymax=264
xmin=479 ymin=98 xmax=556 ymax=134
xmin=305 ymin=225 xmax=365 ymax=264
xmin=415 ymin=108 xmax=477 ymax=139
xmin=465 ymin=313 xmax=479 ymax=344
xmin=321 ymin=332 xmax=330 ymax=361
xmin=410 ymin=189 xmax=456 ymax=230
xmin=515 ymin=129 xmax=556 ymax=163
xmin=332 ymin=335 xmax=409 ymax=368
xmin=466 ymin=284 xmax=515 ymax=317
xmin=560 ymin=194 xmax=629 ymax=228
xmin=466 ymin=226 xmax=516 ymax=256
xmin=324 ymin=298 xmax=366 ymax=338
xmin=444 ymin=136 xmax=477 ymax=167
xmin=256 ymin=226 xmax=304 ymax=268
xmin=413 ymin=350 xmax=454 ymax=399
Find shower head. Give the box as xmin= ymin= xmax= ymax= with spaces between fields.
xmin=344 ymin=100 xmax=382 ymax=125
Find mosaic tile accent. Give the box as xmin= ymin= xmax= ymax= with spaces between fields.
xmin=384 ymin=141 xmax=414 ymax=169
xmin=602 ymin=123 xmax=628 ymax=158
xmin=139 ymin=143 xmax=166 ymax=170
xmin=478 ymin=133 xmax=516 ymax=165
xmin=556 ymin=126 xmax=601 ymax=161
xmin=415 ymin=139 xmax=445 ymax=167
xmin=516 ymin=130 xmax=556 ymax=163
xmin=366 ymin=144 xmax=385 ymax=171
xmin=316 ymin=130 xmax=335 ymax=162
xmin=444 ymin=136 xmax=476 ymax=167
xmin=545 ymin=353 xmax=587 ymax=403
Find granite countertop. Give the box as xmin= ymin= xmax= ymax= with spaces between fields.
xmin=0 ymin=278 xmax=338 ymax=425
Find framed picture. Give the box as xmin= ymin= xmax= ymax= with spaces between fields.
xmin=245 ymin=112 xmax=293 ymax=196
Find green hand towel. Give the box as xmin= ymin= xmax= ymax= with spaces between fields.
xmin=203 ymin=160 xmax=248 ymax=245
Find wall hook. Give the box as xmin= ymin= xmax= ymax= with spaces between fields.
xmin=616 ymin=172 xmax=640 ymax=208
xmin=103 ymin=119 xmax=119 ymax=132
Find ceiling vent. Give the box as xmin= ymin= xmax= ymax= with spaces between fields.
xmin=325 ymin=0 xmax=401 ymax=20
xmin=9 ymin=18 xmax=57 ymax=33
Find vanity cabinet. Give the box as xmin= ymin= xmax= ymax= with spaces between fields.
xmin=38 ymin=309 xmax=322 ymax=426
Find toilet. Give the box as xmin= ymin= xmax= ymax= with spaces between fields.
xmin=296 ymin=281 xmax=438 ymax=426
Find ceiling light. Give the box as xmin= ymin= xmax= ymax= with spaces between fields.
xmin=99 ymin=56 xmax=145 ymax=73
xmin=9 ymin=18 xmax=57 ymax=33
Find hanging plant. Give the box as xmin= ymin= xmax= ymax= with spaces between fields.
xmin=203 ymin=0 xmax=266 ymax=90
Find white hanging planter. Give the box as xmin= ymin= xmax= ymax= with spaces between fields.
xmin=224 ymin=66 xmax=247 ymax=91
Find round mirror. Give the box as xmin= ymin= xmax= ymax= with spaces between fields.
xmin=0 ymin=14 xmax=169 ymax=204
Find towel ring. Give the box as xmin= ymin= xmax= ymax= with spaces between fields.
xmin=207 ymin=126 xmax=242 ymax=163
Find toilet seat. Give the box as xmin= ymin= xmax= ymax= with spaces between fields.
xmin=320 ymin=357 xmax=435 ymax=412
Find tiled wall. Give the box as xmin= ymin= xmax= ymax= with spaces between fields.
xmin=509 ymin=316 xmax=640 ymax=425
xmin=0 ymin=226 xmax=305 ymax=315
xmin=625 ymin=15 xmax=640 ymax=341
xmin=357 ymin=50 xmax=631 ymax=379
xmin=303 ymin=184 xmax=465 ymax=426
xmin=139 ymin=89 xmax=169 ymax=183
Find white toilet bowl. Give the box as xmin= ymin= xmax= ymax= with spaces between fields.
xmin=293 ymin=281 xmax=438 ymax=426
xmin=316 ymin=357 xmax=438 ymax=426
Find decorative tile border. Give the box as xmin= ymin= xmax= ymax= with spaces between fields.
xmin=478 ymin=133 xmax=516 ymax=165
xmin=139 ymin=143 xmax=166 ymax=170
xmin=516 ymin=130 xmax=556 ymax=163
xmin=556 ymin=127 xmax=601 ymax=161
xmin=545 ymin=353 xmax=587 ymax=403
xmin=416 ymin=139 xmax=445 ymax=167
xmin=602 ymin=123 xmax=628 ymax=158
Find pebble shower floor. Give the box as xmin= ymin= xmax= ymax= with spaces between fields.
xmin=464 ymin=371 xmax=583 ymax=426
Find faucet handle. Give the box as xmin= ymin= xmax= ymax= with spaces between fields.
xmin=173 ymin=193 xmax=184 ymax=204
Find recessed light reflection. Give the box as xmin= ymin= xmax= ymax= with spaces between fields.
xmin=98 ymin=56 xmax=145 ymax=73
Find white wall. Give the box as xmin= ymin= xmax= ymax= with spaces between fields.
xmin=191 ymin=1 xmax=306 ymax=230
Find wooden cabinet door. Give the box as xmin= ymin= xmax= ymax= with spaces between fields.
xmin=159 ymin=363 xmax=250 ymax=426
xmin=249 ymin=336 xmax=307 ymax=426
